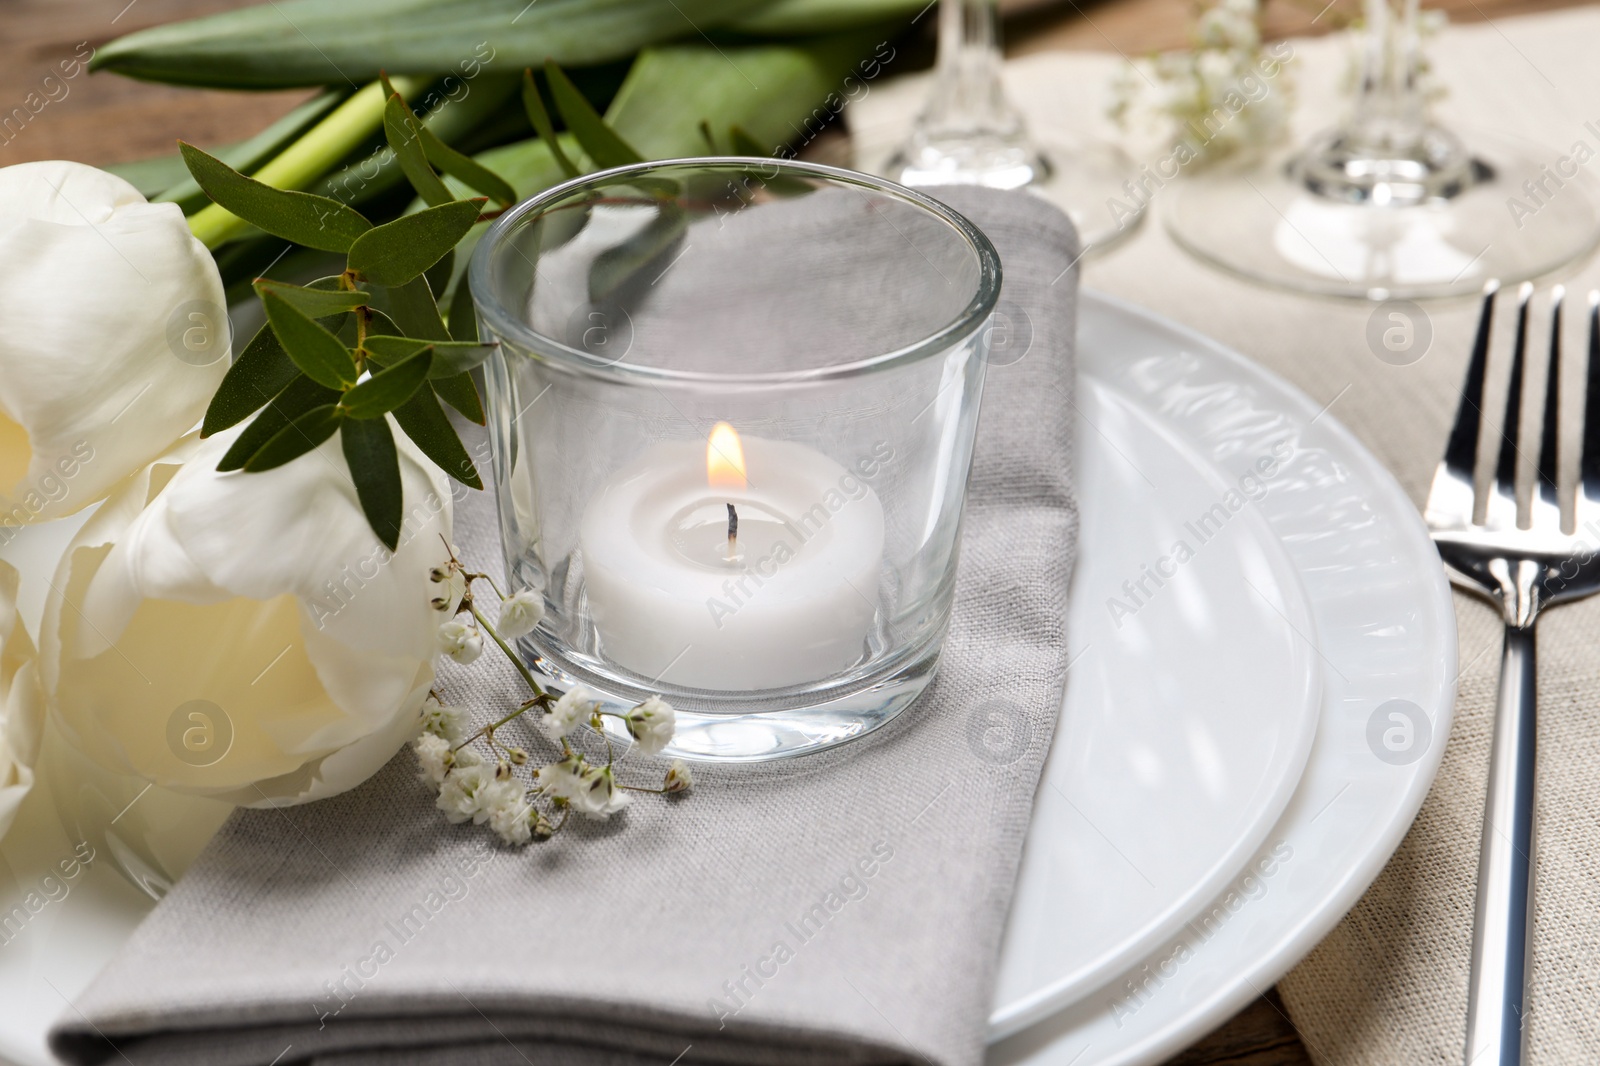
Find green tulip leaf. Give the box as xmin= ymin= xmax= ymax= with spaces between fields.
xmin=179 ymin=141 xmax=372 ymax=252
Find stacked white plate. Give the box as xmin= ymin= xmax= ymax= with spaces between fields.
xmin=0 ymin=292 xmax=1455 ymax=1066
xmin=983 ymin=291 xmax=1456 ymax=1065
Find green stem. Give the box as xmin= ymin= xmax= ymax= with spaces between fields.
xmin=471 ymin=602 xmax=547 ymax=700
xmin=188 ymin=75 xmax=423 ymax=249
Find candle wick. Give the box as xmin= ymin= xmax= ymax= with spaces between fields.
xmin=726 ymin=503 xmax=738 ymax=559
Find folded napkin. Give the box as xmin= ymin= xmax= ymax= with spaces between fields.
xmin=49 ymin=187 xmax=1081 ymax=1066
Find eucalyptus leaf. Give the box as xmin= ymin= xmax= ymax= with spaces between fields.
xmin=253 ymin=278 xmax=369 ymax=318
xmin=347 ymin=199 xmax=485 ymax=287
xmin=262 ymin=291 xmax=360 ymax=389
xmin=218 ymin=376 xmax=340 ymax=470
xmin=361 ymin=335 xmax=433 ymax=364
xmin=179 ymin=142 xmax=372 ymax=253
xmin=424 ymin=341 xmax=497 ymax=378
xmin=432 ymin=373 xmax=485 ymax=425
xmin=447 ymin=273 xmax=478 ymax=343
xmin=588 ymin=201 xmax=687 ymax=304
xmin=364 ymin=335 xmax=496 ymax=378
xmin=342 ymin=350 xmax=434 ymax=419
xmin=421 ymin=125 xmax=516 ymax=206
xmin=545 ymin=59 xmax=643 ymax=169
xmin=242 ymin=404 xmax=343 ymax=472
xmin=698 ymin=120 xmax=720 ymax=155
xmin=521 ymin=69 xmax=580 ymax=180
xmin=393 ymin=386 xmax=482 ymax=490
xmin=201 ymin=321 xmax=298 ymax=437
xmin=340 ymin=417 xmax=403 ymax=550
xmin=383 ymin=89 xmax=454 ymax=208
xmin=366 ymin=274 xmax=450 ymax=341
xmin=423 ymin=249 xmax=455 ymax=307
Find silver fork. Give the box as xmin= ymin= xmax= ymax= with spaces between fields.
xmin=1425 ymin=279 xmax=1600 ymax=1066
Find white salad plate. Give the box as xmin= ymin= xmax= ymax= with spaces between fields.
xmin=0 ymin=290 xmax=1454 ymax=1066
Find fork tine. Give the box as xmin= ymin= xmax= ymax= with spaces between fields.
xmin=1582 ymin=290 xmax=1600 ymax=499
xmin=1493 ymin=282 xmax=1534 ymax=499
xmin=1443 ymin=279 xmax=1499 ymax=483
xmin=1537 ymin=286 xmax=1563 ymax=508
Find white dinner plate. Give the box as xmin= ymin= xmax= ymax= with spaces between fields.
xmin=0 ymin=290 xmax=1454 ymax=1066
xmin=984 ymin=291 xmax=1456 ymax=1064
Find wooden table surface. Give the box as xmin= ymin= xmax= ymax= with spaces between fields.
xmin=0 ymin=1 xmax=1583 ymax=1064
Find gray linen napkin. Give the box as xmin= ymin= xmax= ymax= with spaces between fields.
xmin=49 ymin=187 xmax=1080 ymax=1066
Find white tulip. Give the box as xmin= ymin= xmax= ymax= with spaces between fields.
xmin=0 ymin=560 xmax=44 ymax=839
xmin=0 ymin=161 xmax=229 ymax=527
xmin=39 ymin=423 xmax=454 ymax=807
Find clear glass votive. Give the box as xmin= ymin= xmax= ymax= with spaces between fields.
xmin=470 ymin=158 xmax=1001 ymax=761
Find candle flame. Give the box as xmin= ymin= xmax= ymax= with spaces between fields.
xmin=706 ymin=422 xmax=747 ymax=491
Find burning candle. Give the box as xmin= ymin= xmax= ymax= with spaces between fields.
xmin=578 ymin=423 xmax=884 ymax=690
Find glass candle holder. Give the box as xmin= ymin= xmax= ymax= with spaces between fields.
xmin=470 ymin=159 xmax=1000 ymax=761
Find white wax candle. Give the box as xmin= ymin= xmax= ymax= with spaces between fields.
xmin=579 ymin=434 xmax=884 ymax=690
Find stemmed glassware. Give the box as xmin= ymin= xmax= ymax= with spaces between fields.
xmin=885 ymin=0 xmax=1145 ymax=252
xmin=1165 ymin=0 xmax=1600 ymax=300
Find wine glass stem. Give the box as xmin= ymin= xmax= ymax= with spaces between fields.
xmin=924 ymin=0 xmax=1017 ymax=137
xmin=1346 ymin=0 xmax=1428 ymax=153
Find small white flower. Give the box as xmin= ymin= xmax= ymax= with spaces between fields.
xmin=495 ymin=589 xmax=545 ymax=640
xmin=485 ymin=791 xmax=536 ymax=845
xmin=419 ymin=693 xmax=469 ymax=742
xmin=476 ymin=777 xmax=524 ymax=826
xmin=532 ymin=755 xmax=588 ymax=802
xmin=663 ymin=759 xmax=693 ymax=794
xmin=543 ymin=687 xmax=594 ymax=740
xmin=572 ymin=763 xmax=630 ymax=820
xmin=429 ymin=565 xmax=467 ymax=615
xmin=413 ymin=732 xmax=454 ymax=787
xmin=626 ymin=696 xmax=676 ymax=756
xmin=435 ymin=763 xmax=491 ymax=823
xmin=436 ymin=618 xmax=484 ymax=664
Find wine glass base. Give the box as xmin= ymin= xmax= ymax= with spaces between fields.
xmin=888 ymin=133 xmax=1047 ymax=191
xmin=1165 ymin=132 xmax=1600 ymax=300
xmin=1026 ymin=137 xmax=1148 ymax=253
xmin=887 ymin=135 xmax=1147 ymax=254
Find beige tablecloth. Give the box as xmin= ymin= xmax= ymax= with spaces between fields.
xmin=855 ymin=8 xmax=1600 ymax=1064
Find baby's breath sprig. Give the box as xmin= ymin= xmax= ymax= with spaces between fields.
xmin=413 ymin=541 xmax=691 ymax=846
